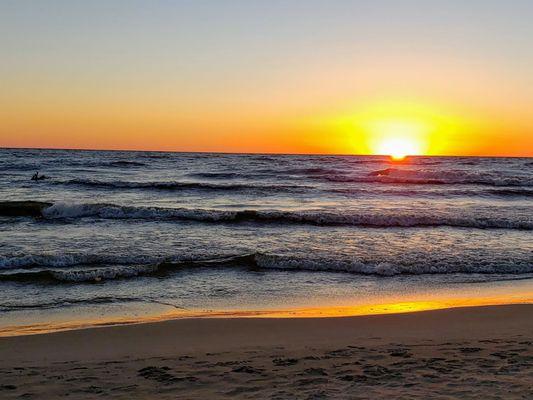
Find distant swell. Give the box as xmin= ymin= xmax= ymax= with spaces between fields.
xmin=0 ymin=253 xmax=532 ymax=283
xmin=105 ymin=161 xmax=146 ymax=167
xmin=187 ymin=167 xmax=343 ymax=179
xmin=58 ymin=179 xmax=308 ymax=193
xmin=187 ymin=172 xmax=249 ymax=179
xmin=62 ymin=160 xmax=147 ymax=168
xmin=322 ymin=167 xmax=533 ymax=187
xmin=332 ymin=187 xmax=533 ymax=198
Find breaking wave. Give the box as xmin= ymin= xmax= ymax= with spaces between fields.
xmin=0 ymin=254 xmax=255 ymax=283
xmin=0 ymin=252 xmax=532 ymax=284
xmin=0 ymin=201 xmax=52 ymax=217
xmin=0 ymin=265 xmax=159 ymax=283
xmin=1 ymin=201 xmax=530 ymax=230
xmin=37 ymin=202 xmax=533 ymax=230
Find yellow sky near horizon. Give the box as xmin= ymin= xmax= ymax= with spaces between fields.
xmin=1 ymin=1 xmax=532 ymax=156
xmin=3 ymin=92 xmax=531 ymax=156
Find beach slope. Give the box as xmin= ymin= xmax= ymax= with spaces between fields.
xmin=1 ymin=304 xmax=532 ymax=399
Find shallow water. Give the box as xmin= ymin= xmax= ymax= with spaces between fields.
xmin=0 ymin=149 xmax=532 ymax=333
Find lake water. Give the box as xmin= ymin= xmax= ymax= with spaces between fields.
xmin=1 ymin=149 xmax=532 ymax=334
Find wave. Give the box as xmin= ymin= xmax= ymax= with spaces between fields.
xmin=64 ymin=160 xmax=147 ymax=168
xmin=253 ymin=253 xmax=533 ymax=277
xmin=485 ymin=188 xmax=533 ymax=197
xmin=2 ymin=201 xmax=531 ymax=230
xmin=0 ymin=265 xmax=159 ymax=283
xmin=187 ymin=167 xmax=342 ymax=179
xmin=57 ymin=179 xmax=308 ymax=193
xmin=0 ymin=295 xmax=184 ymax=313
xmin=0 ymin=252 xmax=159 ymax=269
xmin=332 ymin=187 xmax=533 ymax=198
xmin=0 ymin=254 xmax=254 ymax=282
xmin=323 ymin=167 xmax=533 ymax=186
xmin=0 ymin=252 xmax=253 ymax=272
xmin=105 ymin=161 xmax=147 ymax=167
xmin=0 ymin=159 xmax=146 ymax=171
xmin=138 ymin=152 xmax=173 ymax=159
xmin=0 ymin=162 xmax=44 ymax=171
xmin=285 ymin=167 xmax=344 ymax=175
xmin=1 ymin=252 xmax=531 ymax=284
xmin=0 ymin=201 xmax=52 ymax=217
xmin=187 ymin=172 xmax=249 ymax=179
xmin=0 ymin=296 xmax=143 ymax=312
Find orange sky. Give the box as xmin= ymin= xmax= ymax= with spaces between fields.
xmin=1 ymin=1 xmax=532 ymax=156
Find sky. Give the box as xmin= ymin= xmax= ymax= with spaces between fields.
xmin=1 ymin=0 xmax=532 ymax=156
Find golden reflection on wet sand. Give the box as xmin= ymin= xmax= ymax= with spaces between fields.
xmin=2 ymin=293 xmax=532 ymax=337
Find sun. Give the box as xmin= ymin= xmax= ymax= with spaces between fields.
xmin=370 ymin=120 xmax=427 ymax=160
xmin=332 ymin=100 xmax=467 ymax=157
xmin=376 ymin=137 xmax=421 ymax=161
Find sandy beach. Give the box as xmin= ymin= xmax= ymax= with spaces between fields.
xmin=1 ymin=304 xmax=532 ymax=399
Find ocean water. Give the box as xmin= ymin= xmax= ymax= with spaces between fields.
xmin=1 ymin=149 xmax=532 ymax=333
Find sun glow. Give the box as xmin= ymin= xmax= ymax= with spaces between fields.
xmin=370 ymin=119 xmax=427 ymax=160
xmin=377 ymin=138 xmax=419 ymax=161
xmin=330 ymin=100 xmax=463 ymax=157
xmin=374 ymin=127 xmax=424 ymax=161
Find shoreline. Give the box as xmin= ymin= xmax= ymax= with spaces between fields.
xmin=2 ymin=295 xmax=532 ymax=338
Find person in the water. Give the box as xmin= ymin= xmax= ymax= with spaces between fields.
xmin=31 ymin=172 xmax=46 ymax=181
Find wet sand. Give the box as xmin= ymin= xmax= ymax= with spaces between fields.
xmin=0 ymin=304 xmax=532 ymax=399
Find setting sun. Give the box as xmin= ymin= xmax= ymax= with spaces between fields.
xmin=367 ymin=117 xmax=428 ymax=159
xmin=376 ymin=137 xmax=421 ymax=160
xmin=326 ymin=100 xmax=469 ymax=157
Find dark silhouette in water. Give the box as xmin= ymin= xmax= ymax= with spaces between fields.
xmin=31 ymin=172 xmax=47 ymax=181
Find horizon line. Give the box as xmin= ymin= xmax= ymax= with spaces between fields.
xmin=1 ymin=146 xmax=532 ymax=159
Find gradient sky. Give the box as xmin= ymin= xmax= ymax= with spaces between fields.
xmin=1 ymin=0 xmax=532 ymax=155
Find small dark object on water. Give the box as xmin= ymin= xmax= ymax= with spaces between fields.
xmin=31 ymin=172 xmax=47 ymax=181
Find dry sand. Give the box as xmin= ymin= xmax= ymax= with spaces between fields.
xmin=0 ymin=304 xmax=532 ymax=399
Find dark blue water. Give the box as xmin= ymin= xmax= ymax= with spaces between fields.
xmin=0 ymin=149 xmax=532 ymax=333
